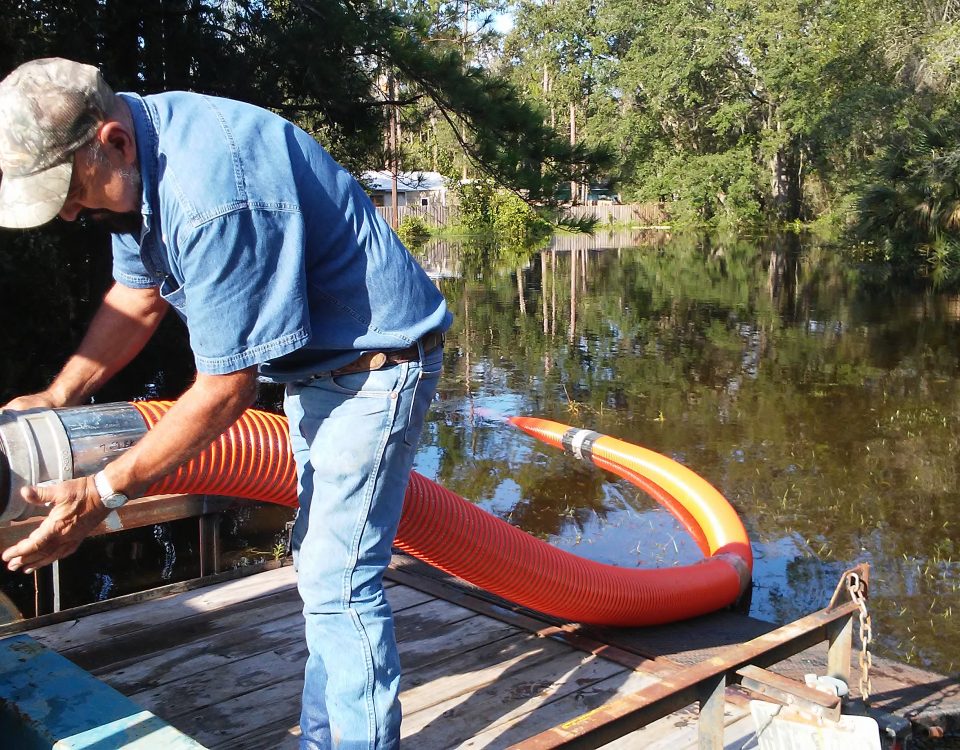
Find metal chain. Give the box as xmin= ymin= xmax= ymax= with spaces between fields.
xmin=847 ymin=572 xmax=873 ymax=701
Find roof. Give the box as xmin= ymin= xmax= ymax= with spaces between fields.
xmin=360 ymin=170 xmax=448 ymax=193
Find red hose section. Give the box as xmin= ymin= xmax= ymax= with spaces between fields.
xmin=395 ymin=473 xmax=741 ymax=625
xmin=132 ymin=401 xmax=299 ymax=507
xmin=130 ymin=402 xmax=748 ymax=626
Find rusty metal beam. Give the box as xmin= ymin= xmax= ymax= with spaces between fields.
xmin=508 ymin=596 xmax=862 ymax=750
xmin=736 ymin=664 xmax=841 ymax=722
xmin=0 ymin=494 xmax=236 ymax=549
xmin=826 ymin=614 xmax=853 ymax=684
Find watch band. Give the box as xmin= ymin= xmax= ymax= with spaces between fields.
xmin=94 ymin=470 xmax=115 ymax=499
xmin=94 ymin=470 xmax=129 ymax=509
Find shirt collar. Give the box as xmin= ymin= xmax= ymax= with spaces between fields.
xmin=118 ymin=92 xmax=157 ymax=232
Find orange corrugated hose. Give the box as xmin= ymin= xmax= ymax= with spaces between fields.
xmin=131 ymin=402 xmax=752 ymax=626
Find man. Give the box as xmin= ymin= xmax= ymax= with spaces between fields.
xmin=0 ymin=57 xmax=451 ymax=749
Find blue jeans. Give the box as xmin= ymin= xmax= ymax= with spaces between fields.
xmin=284 ymin=342 xmax=442 ymax=750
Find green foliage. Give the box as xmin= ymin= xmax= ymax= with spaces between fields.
xmin=454 ymin=181 xmax=551 ymax=244
xmin=854 ymin=105 xmax=960 ymax=283
xmin=638 ymin=148 xmax=765 ymax=229
xmin=397 ymin=215 xmax=432 ymax=247
xmin=0 ymin=0 xmax=607 ymax=196
xmin=504 ymin=0 xmax=919 ymax=229
xmin=492 ymin=192 xmax=551 ymax=243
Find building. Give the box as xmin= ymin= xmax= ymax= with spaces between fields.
xmin=361 ymin=170 xmax=449 ymax=209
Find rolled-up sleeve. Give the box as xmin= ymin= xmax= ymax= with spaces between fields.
xmin=112 ymin=233 xmax=156 ymax=288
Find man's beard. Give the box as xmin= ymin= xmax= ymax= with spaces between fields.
xmin=77 ymin=164 xmax=143 ymax=236
xmin=78 ymin=208 xmax=143 ymax=235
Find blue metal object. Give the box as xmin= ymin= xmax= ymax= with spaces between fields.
xmin=0 ymin=633 xmax=207 ymax=749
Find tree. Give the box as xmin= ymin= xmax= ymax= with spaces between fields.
xmin=505 ymin=0 xmax=908 ymax=227
xmin=0 ymin=0 xmax=607 ymax=195
xmin=855 ymin=107 xmax=960 ymax=282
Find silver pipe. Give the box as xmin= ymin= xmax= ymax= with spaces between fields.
xmin=55 ymin=403 xmax=148 ymax=477
xmin=0 ymin=403 xmax=147 ymax=524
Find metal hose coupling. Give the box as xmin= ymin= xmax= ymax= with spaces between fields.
xmin=0 ymin=403 xmax=148 ymax=524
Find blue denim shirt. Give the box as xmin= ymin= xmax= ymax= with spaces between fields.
xmin=112 ymin=92 xmax=451 ymax=381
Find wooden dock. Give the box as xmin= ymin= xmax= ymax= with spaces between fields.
xmin=5 ymin=553 xmax=958 ymax=748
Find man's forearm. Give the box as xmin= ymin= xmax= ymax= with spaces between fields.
xmin=47 ymin=282 xmax=168 ymax=406
xmin=1 ymin=367 xmax=259 ymax=576
xmin=101 ymin=368 xmax=259 ymax=498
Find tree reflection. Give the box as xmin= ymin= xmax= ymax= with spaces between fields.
xmin=424 ymin=230 xmax=960 ymax=674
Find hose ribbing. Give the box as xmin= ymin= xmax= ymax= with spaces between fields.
xmin=129 ymin=402 xmax=751 ymax=626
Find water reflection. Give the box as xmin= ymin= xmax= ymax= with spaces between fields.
xmin=414 ymin=230 xmax=960 ymax=676
xmin=0 ymin=227 xmax=957 ymax=677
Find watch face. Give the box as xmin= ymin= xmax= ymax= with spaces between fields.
xmin=101 ymin=492 xmax=129 ymax=509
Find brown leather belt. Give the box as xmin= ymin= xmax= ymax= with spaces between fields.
xmin=331 ymin=330 xmax=444 ymax=376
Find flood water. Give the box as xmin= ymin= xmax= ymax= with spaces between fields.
xmin=1 ymin=228 xmax=959 ymax=679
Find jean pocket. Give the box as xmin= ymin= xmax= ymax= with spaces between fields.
xmin=327 ymin=364 xmax=404 ymax=397
xmin=403 ymin=366 xmax=441 ymax=447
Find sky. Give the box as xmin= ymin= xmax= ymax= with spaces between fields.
xmin=493 ymin=11 xmax=515 ymax=34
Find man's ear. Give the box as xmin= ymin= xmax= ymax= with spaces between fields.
xmin=97 ymin=121 xmax=137 ymax=165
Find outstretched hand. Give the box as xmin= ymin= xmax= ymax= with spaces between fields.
xmin=1 ymin=391 xmax=59 ymax=412
xmin=1 ymin=476 xmax=111 ymax=574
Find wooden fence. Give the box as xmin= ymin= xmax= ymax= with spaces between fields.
xmin=411 ymin=229 xmax=672 ymax=279
xmin=375 ymin=202 xmax=667 ymax=228
xmin=561 ymin=203 xmax=668 ymax=226
xmin=375 ymin=204 xmax=457 ymax=226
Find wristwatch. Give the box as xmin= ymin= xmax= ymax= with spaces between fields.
xmin=94 ymin=470 xmax=129 ymax=510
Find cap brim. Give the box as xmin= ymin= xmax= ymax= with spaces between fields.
xmin=0 ymin=160 xmax=73 ymax=228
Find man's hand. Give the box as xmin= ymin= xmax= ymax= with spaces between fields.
xmin=2 ymin=391 xmax=60 ymax=412
xmin=1 ymin=476 xmax=111 ymax=574
xmin=0 ymin=366 xmax=257 ymax=574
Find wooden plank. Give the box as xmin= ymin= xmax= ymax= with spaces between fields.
xmin=166 ymin=671 xmax=306 ymax=747
xmin=99 ymin=609 xmax=306 ymax=694
xmin=112 ymin=595 xmax=465 ymax=715
xmin=220 ymin=614 xmax=530 ymax=750
xmin=101 ymin=586 xmax=454 ymax=713
xmin=125 ymin=599 xmax=506 ymax=723
xmin=223 ymin=721 xmax=301 ymax=750
xmin=402 ymin=633 xmax=576 ymax=715
xmin=398 ymin=606 xmax=518 ymax=673
xmin=394 ymin=598 xmax=479 ymax=645
xmin=386 ymin=556 xmax=689 ymax=678
xmin=90 ymin=582 xmax=430 ymax=693
xmin=400 ymin=650 xmax=646 ymax=749
xmin=28 ymin=564 xmax=298 ymax=651
xmin=66 ymin=587 xmax=303 ymax=672
xmin=129 ymin=634 xmax=308 ymax=719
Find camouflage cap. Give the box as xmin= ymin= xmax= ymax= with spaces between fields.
xmin=0 ymin=58 xmax=114 ymax=229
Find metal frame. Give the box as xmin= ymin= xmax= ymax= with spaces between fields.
xmin=509 ymin=564 xmax=868 ymax=749
xmin=0 ymin=493 xmax=235 ymax=617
